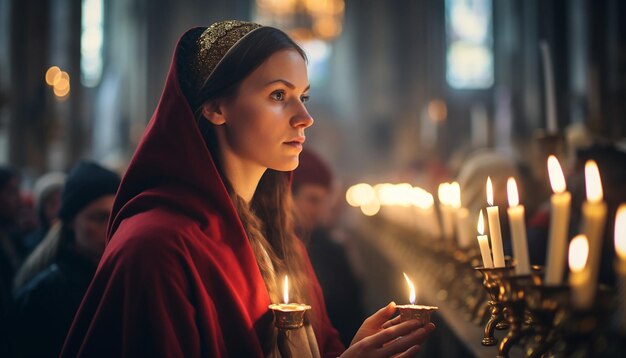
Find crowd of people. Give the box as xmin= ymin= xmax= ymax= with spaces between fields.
xmin=0 ymin=162 xmax=120 ymax=357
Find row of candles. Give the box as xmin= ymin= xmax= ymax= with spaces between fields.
xmin=474 ymin=156 xmax=626 ymax=311
xmin=346 ymin=155 xmax=626 ymax=313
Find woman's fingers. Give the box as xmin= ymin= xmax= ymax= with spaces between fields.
xmin=341 ymin=322 xmax=436 ymax=358
xmin=381 ymin=315 xmax=402 ymax=329
xmin=391 ymin=344 xmax=421 ymax=358
xmin=364 ymin=301 xmax=397 ymax=327
xmin=350 ymin=302 xmax=399 ymax=347
xmin=363 ymin=319 xmax=422 ymax=348
xmin=377 ymin=323 xmax=435 ymax=357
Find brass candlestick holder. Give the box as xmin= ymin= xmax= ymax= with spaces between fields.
xmin=496 ymin=269 xmax=542 ymax=358
xmin=523 ymin=284 xmax=569 ymax=358
xmin=269 ymin=303 xmax=312 ymax=330
xmin=475 ymin=265 xmax=515 ymax=346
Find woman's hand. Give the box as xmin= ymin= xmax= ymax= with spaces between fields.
xmin=340 ymin=302 xmax=436 ymax=357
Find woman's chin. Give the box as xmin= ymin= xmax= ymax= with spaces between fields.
xmin=270 ymin=157 xmax=300 ymax=172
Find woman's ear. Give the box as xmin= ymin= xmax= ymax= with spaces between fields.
xmin=202 ymin=102 xmax=226 ymax=125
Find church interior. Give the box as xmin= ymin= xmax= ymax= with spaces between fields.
xmin=1 ymin=0 xmax=626 ymax=357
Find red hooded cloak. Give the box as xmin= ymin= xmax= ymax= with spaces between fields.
xmin=60 ymin=28 xmax=344 ymax=358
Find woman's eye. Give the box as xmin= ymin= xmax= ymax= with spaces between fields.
xmin=300 ymin=95 xmax=310 ymax=103
xmin=270 ymin=91 xmax=285 ymax=101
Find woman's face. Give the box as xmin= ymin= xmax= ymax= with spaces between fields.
xmin=71 ymin=195 xmax=115 ymax=264
xmin=215 ymin=49 xmax=313 ymax=172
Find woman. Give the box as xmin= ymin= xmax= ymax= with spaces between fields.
xmin=62 ymin=20 xmax=434 ymax=357
xmin=12 ymin=161 xmax=120 ymax=357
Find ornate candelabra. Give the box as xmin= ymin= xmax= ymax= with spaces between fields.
xmin=475 ymin=265 xmax=515 ymax=346
xmin=523 ymin=284 xmax=569 ymax=358
xmin=495 ymin=267 xmax=542 ymax=358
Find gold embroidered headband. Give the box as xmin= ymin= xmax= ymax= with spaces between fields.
xmin=190 ymin=20 xmax=263 ymax=92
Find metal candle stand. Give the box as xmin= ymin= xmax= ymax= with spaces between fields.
xmin=523 ymin=283 xmax=569 ymax=357
xmin=494 ymin=267 xmax=543 ymax=358
xmin=475 ymin=265 xmax=515 ymax=346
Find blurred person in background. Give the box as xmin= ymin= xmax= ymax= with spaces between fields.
xmin=0 ymin=166 xmax=25 ymax=356
xmin=292 ymin=148 xmax=366 ymax=347
xmin=11 ymin=161 xmax=120 ymax=358
xmin=22 ymin=172 xmax=66 ymax=251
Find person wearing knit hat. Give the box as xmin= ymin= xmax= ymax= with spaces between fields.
xmin=11 ymin=161 xmax=120 ymax=358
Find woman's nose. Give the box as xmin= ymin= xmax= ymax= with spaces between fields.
xmin=291 ymin=102 xmax=314 ymax=128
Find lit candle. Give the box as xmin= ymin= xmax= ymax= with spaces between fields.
xmin=507 ymin=177 xmax=531 ymax=275
xmin=614 ymin=205 xmax=626 ymax=332
xmin=415 ymin=190 xmax=440 ymax=239
xmin=438 ymin=183 xmax=454 ymax=240
xmin=268 ymin=275 xmax=311 ymax=330
xmin=477 ymin=210 xmax=494 ymax=268
xmin=568 ymin=235 xmax=592 ymax=309
xmin=545 ymin=155 xmax=572 ymax=285
xmin=451 ymin=182 xmax=472 ymax=248
xmin=581 ymin=160 xmax=607 ymax=297
xmin=486 ymin=177 xmax=505 ymax=267
xmin=540 ymin=41 xmax=558 ymax=134
xmin=456 ymin=207 xmax=472 ymax=248
xmin=396 ymin=273 xmax=438 ymax=324
xmin=424 ymin=193 xmax=440 ymax=239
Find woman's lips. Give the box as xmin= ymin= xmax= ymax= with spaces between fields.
xmin=284 ymin=136 xmax=305 ymax=149
xmin=284 ymin=141 xmax=303 ymax=149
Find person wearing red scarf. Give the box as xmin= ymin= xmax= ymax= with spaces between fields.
xmin=61 ymin=20 xmax=434 ymax=357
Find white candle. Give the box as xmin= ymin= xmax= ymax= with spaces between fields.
xmin=614 ymin=205 xmax=626 ymax=332
xmin=581 ymin=160 xmax=607 ymax=298
xmin=456 ymin=207 xmax=472 ymax=248
xmin=477 ymin=210 xmax=494 ymax=268
xmin=545 ymin=155 xmax=572 ymax=285
xmin=568 ymin=235 xmax=593 ymax=309
xmin=507 ymin=178 xmax=531 ymax=275
xmin=449 ymin=182 xmax=470 ymax=247
xmin=438 ymin=183 xmax=454 ymax=241
xmin=540 ymin=41 xmax=558 ymax=134
xmin=486 ymin=177 xmax=506 ymax=267
xmin=423 ymin=193 xmax=440 ymax=239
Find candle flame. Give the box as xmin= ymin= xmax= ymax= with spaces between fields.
xmin=477 ymin=210 xmax=485 ymax=235
xmin=438 ymin=183 xmax=450 ymax=206
xmin=584 ymin=160 xmax=603 ymax=203
xmin=568 ymin=235 xmax=589 ymax=273
xmin=450 ymin=181 xmax=461 ymax=208
xmin=403 ymin=272 xmax=416 ymax=304
xmin=615 ymin=205 xmax=626 ymax=260
xmin=412 ymin=187 xmax=434 ymax=209
xmin=486 ymin=177 xmax=494 ymax=206
xmin=507 ymin=177 xmax=520 ymax=207
xmin=283 ymin=275 xmax=289 ymax=304
xmin=547 ymin=155 xmax=566 ymax=194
